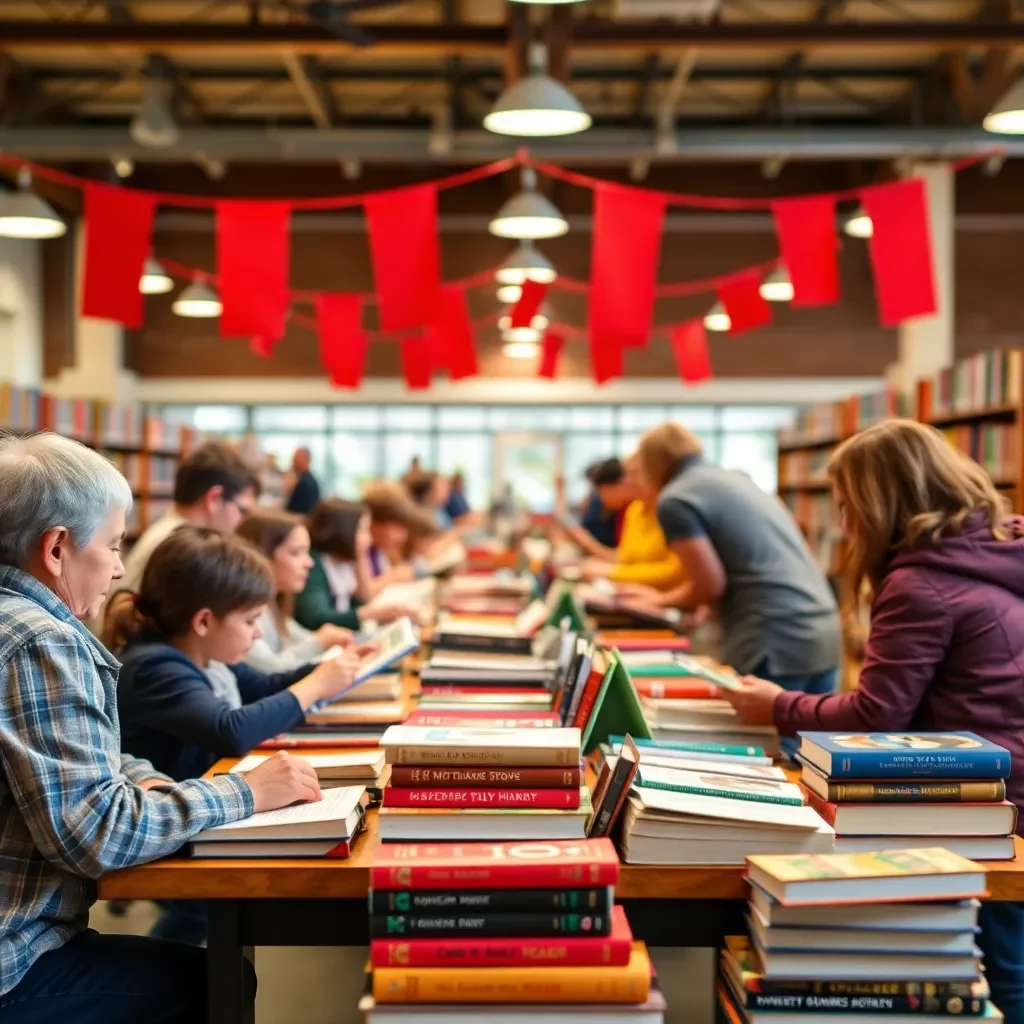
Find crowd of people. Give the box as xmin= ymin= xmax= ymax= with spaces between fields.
xmin=0 ymin=421 xmax=1022 ymax=1021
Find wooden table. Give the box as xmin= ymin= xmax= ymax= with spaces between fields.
xmin=98 ymin=745 xmax=1024 ymax=1024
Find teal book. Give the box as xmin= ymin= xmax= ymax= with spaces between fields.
xmin=614 ymin=735 xmax=767 ymax=760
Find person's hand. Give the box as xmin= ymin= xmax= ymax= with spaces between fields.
xmin=580 ymin=557 xmax=615 ymax=582
xmin=615 ymin=581 xmax=661 ymax=603
xmin=692 ymin=604 xmax=713 ymax=627
xmin=566 ymin=525 xmax=591 ymax=550
xmin=243 ymin=752 xmax=322 ymax=813
xmin=315 ymin=624 xmax=354 ymax=649
xmin=307 ymin=650 xmax=361 ymax=701
xmin=719 ymin=675 xmax=784 ymax=727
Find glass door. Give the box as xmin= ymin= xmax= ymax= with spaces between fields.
xmin=493 ymin=432 xmax=563 ymax=514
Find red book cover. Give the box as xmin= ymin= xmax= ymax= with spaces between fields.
xmin=383 ymin=787 xmax=582 ymax=810
xmin=390 ymin=765 xmax=582 ymax=789
xmin=370 ymin=838 xmax=620 ymax=890
xmin=370 ymin=904 xmax=633 ymax=969
xmin=571 ymin=664 xmax=607 ymax=729
xmin=405 ymin=711 xmax=560 ymax=728
xmin=633 ymin=679 xmax=719 ymax=700
xmin=803 ymin=788 xmax=838 ymax=826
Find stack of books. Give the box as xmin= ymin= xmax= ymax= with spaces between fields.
xmin=798 ymin=732 xmax=1017 ymax=860
xmin=360 ymin=838 xmax=665 ymax=1024
xmin=607 ymin=736 xmax=833 ymax=865
xmin=720 ymin=846 xmax=1000 ymax=1023
xmin=377 ymin=725 xmax=591 ymax=842
xmin=439 ymin=574 xmax=536 ymax=617
xmin=227 ymin=750 xmax=390 ymax=801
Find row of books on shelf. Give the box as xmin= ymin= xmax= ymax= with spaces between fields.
xmin=778 ymin=449 xmax=832 ymax=489
xmin=923 ymin=349 xmax=1022 ymax=421
xmin=107 ymin=450 xmax=177 ymax=494
xmin=938 ymin=423 xmax=1019 ymax=484
xmin=778 ymin=390 xmax=905 ymax=449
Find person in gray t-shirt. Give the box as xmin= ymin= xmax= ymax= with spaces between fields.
xmin=632 ymin=422 xmax=839 ymax=708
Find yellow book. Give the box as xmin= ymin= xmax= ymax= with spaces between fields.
xmin=373 ymin=941 xmax=651 ymax=1004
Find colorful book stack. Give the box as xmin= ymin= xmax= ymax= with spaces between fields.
xmin=720 ymin=846 xmax=1000 ymax=1023
xmin=377 ymin=725 xmax=592 ymax=842
xmin=797 ymin=732 xmax=1017 ymax=861
xmin=360 ymin=838 xmax=665 ymax=1024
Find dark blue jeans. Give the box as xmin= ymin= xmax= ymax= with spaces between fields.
xmin=752 ymin=659 xmax=838 ymax=760
xmin=0 ymin=930 xmax=254 ymax=1023
xmin=150 ymin=900 xmax=208 ymax=946
xmin=978 ymin=901 xmax=1024 ymax=1023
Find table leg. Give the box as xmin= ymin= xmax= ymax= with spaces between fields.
xmin=207 ymin=900 xmax=252 ymax=1024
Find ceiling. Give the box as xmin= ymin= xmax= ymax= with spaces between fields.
xmin=0 ymin=0 xmax=1021 ymax=163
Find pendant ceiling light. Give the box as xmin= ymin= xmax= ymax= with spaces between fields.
xmin=843 ymin=205 xmax=873 ymax=239
xmin=172 ymin=277 xmax=222 ymax=318
xmin=131 ymin=63 xmax=180 ymax=149
xmin=984 ymin=78 xmax=1024 ymax=134
xmin=760 ymin=264 xmax=794 ymax=303
xmin=490 ymin=169 xmax=569 ymax=240
xmin=495 ymin=242 xmax=557 ymax=285
xmin=497 ymin=284 xmax=523 ymax=304
xmin=503 ymin=340 xmax=542 ymax=359
xmin=0 ymin=168 xmax=67 ymax=240
xmin=484 ymin=42 xmax=591 ymax=138
xmin=704 ymin=301 xmax=731 ymax=333
xmin=140 ymin=257 xmax=174 ymax=295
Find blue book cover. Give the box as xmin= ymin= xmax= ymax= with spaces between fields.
xmin=799 ymin=731 xmax=1011 ymax=780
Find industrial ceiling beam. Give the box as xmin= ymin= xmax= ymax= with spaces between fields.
xmin=0 ymin=124 xmax=1018 ymax=162
xmin=3 ymin=21 xmax=1024 ymax=55
xmin=282 ymin=52 xmax=336 ymax=127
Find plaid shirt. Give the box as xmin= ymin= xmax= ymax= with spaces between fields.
xmin=0 ymin=565 xmax=254 ymax=996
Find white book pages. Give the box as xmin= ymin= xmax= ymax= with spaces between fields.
xmin=632 ymin=785 xmax=830 ymax=831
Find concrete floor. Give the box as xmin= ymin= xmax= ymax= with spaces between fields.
xmin=90 ymin=900 xmax=716 ymax=1024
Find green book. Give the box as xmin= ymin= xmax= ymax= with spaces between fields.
xmin=579 ymin=650 xmax=652 ymax=755
xmin=616 ymin=735 xmax=766 ymax=759
xmin=545 ymin=587 xmax=589 ymax=633
xmin=634 ymin=763 xmax=804 ymax=806
xmin=628 ymin=663 xmax=698 ymax=678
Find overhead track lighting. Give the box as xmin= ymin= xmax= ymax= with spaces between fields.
xmin=140 ymin=257 xmax=173 ymax=295
xmin=985 ymin=79 xmax=1024 ymax=134
xmin=489 ymin=169 xmax=568 ymax=241
xmin=131 ymin=61 xmax=179 ymax=149
xmin=703 ymin=301 xmax=731 ymax=333
xmin=484 ymin=42 xmax=591 ymax=138
xmin=172 ymin=277 xmax=222 ymax=318
xmin=843 ymin=205 xmax=873 ymax=239
xmin=0 ymin=168 xmax=66 ymax=240
xmin=760 ymin=265 xmax=794 ymax=303
xmin=495 ymin=242 xmax=557 ymax=286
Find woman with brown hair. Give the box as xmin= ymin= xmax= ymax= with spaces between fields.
xmin=236 ymin=509 xmax=362 ymax=673
xmin=723 ymin=418 xmax=1024 ymax=1019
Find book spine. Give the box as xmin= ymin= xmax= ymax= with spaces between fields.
xmin=749 ymin=979 xmax=978 ymax=999
xmin=389 ymin=766 xmax=582 ymax=788
xmin=389 ymin=745 xmax=576 ymax=767
xmin=369 ymin=861 xmax=620 ymax=892
xmin=435 ymin=635 xmax=532 ymax=654
xmin=404 ymin=715 xmax=558 ymax=729
xmin=571 ymin=668 xmax=606 ymax=729
xmin=370 ymin=887 xmax=611 ymax=915
xmin=634 ymin=679 xmax=719 ymax=699
xmin=838 ymin=748 xmax=1010 ymax=779
xmin=382 ymin=787 xmax=581 ymax=810
xmin=370 ymin=932 xmax=631 ymax=969
xmin=589 ymin=751 xmax=639 ymax=839
xmin=370 ymin=911 xmax=610 ymax=938
xmin=824 ymin=780 xmax=1006 ymax=802
xmin=644 ymin=779 xmax=803 ymax=806
xmin=743 ymin=991 xmax=986 ymax=1015
xmin=372 ymin=963 xmax=648 ymax=1004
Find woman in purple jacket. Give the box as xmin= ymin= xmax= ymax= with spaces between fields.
xmin=725 ymin=418 xmax=1024 ymax=1020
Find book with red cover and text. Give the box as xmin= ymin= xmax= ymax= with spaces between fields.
xmin=370 ymin=903 xmax=632 ymax=969
xmin=371 ymin=838 xmax=620 ymax=891
xmin=389 ymin=765 xmax=582 ymax=788
xmin=383 ymin=788 xmax=582 ymax=810
xmin=634 ymin=679 xmax=719 ymax=700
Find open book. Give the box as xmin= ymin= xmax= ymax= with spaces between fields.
xmin=324 ymin=617 xmax=419 ymax=702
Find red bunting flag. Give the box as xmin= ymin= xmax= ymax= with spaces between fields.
xmin=718 ymin=268 xmax=772 ymax=335
xmin=589 ymin=182 xmax=666 ymax=348
xmin=771 ymin=195 xmax=840 ymax=308
xmin=249 ymin=335 xmax=275 ymax=358
xmin=590 ymin=332 xmax=624 ymax=385
xmin=428 ymin=287 xmax=478 ymax=381
xmin=365 ymin=184 xmax=442 ymax=332
xmin=400 ymin=334 xmax=433 ymax=391
xmin=538 ymin=331 xmax=564 ymax=379
xmin=510 ymin=279 xmax=548 ymax=330
xmin=216 ymin=200 xmax=291 ymax=341
xmin=670 ymin=320 xmax=713 ymax=384
xmin=81 ymin=182 xmax=157 ymax=328
xmin=861 ymin=178 xmax=937 ymax=327
xmin=317 ymin=294 xmax=367 ymax=389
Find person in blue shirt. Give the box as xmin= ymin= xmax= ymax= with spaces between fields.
xmin=285 ymin=447 xmax=321 ymax=515
xmin=444 ymin=471 xmax=472 ymax=523
xmin=578 ymin=458 xmax=630 ymax=549
xmin=110 ymin=526 xmax=358 ymax=944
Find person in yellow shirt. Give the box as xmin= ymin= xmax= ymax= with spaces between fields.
xmin=574 ymin=454 xmax=686 ymax=591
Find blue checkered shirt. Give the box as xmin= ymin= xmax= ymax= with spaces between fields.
xmin=0 ymin=565 xmax=254 ymax=996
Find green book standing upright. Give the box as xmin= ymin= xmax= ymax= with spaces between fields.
xmin=546 ymin=586 xmax=589 ymax=634
xmin=580 ymin=649 xmax=652 ymax=755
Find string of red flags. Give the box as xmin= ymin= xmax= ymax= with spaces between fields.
xmin=671 ymin=320 xmax=713 ymax=385
xmin=316 ymin=294 xmax=367 ymax=389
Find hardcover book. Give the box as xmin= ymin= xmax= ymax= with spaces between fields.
xmin=635 ymin=763 xmax=804 ymax=806
xmin=388 ymin=765 xmax=581 ymax=788
xmin=370 ymin=910 xmax=611 ymax=939
xmin=380 ymin=726 xmax=581 ymax=767
xmin=369 ymin=887 xmax=612 ymax=915
xmin=800 ymin=762 xmax=1007 ymax=803
xmin=382 ymin=788 xmax=582 ymax=810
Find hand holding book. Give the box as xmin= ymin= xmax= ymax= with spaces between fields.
xmin=718 ymin=674 xmax=784 ymax=724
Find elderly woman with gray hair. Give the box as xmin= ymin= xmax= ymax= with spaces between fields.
xmin=0 ymin=432 xmax=321 ymax=1023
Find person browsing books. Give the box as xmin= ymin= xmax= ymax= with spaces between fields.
xmin=721 ymin=418 xmax=1024 ymax=1021
xmin=236 ymin=509 xmax=373 ymax=673
xmin=0 ymin=433 xmax=319 ymax=1023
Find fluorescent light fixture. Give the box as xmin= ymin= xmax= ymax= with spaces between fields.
xmin=984 ymin=78 xmax=1024 ymax=134
xmin=844 ymin=205 xmax=873 ymax=239
xmin=140 ymin=257 xmax=174 ymax=295
xmin=497 ymin=284 xmax=522 ymax=304
xmin=489 ymin=169 xmax=568 ymax=240
xmin=131 ymin=70 xmax=179 ymax=149
xmin=0 ymin=169 xmax=66 ymax=239
xmin=503 ymin=341 xmax=542 ymax=359
xmin=172 ymin=278 xmax=222 ymax=318
xmin=495 ymin=242 xmax=557 ymax=285
xmin=760 ymin=264 xmax=794 ymax=303
xmin=484 ymin=43 xmax=591 ymax=138
xmin=704 ymin=301 xmax=731 ymax=333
